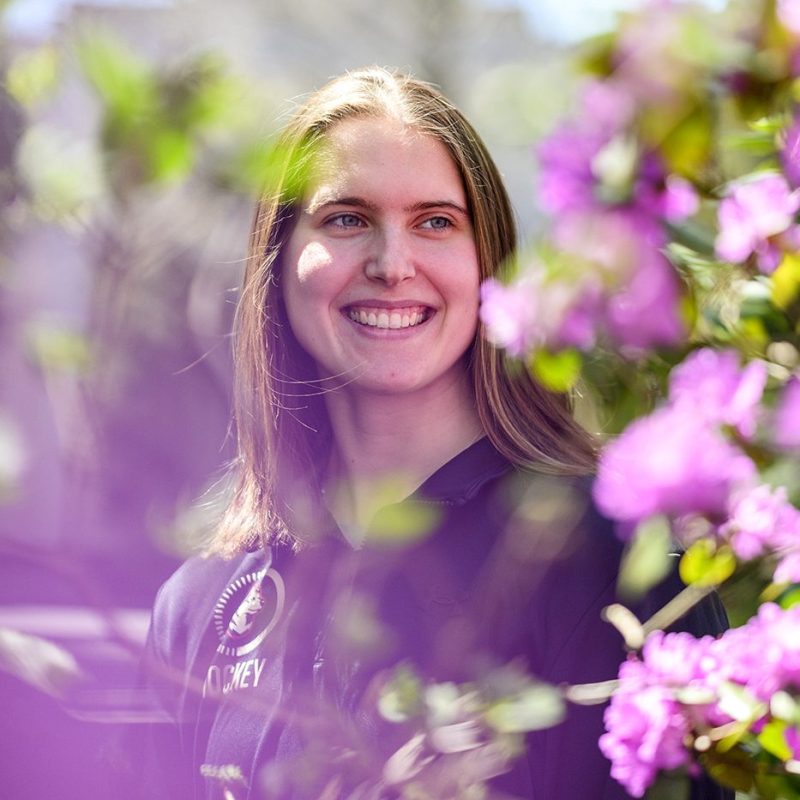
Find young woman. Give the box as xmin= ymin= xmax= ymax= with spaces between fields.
xmin=138 ymin=68 xmax=730 ymax=799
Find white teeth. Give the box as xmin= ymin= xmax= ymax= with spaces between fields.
xmin=347 ymin=308 xmax=429 ymax=329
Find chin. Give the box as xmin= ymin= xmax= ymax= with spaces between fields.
xmin=348 ymin=373 xmax=430 ymax=395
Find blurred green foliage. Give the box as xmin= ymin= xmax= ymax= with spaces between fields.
xmin=5 ymin=44 xmax=59 ymax=108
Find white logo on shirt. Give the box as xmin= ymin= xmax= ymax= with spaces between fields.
xmin=212 ymin=567 xmax=285 ymax=657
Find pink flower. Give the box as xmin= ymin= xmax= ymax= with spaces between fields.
xmin=773 ymin=376 xmax=800 ymax=450
xmin=704 ymin=604 xmax=800 ymax=704
xmin=715 ymin=174 xmax=800 ymax=274
xmin=781 ymin=117 xmax=800 ymax=188
xmin=600 ymin=658 xmax=692 ymax=797
xmin=779 ymin=0 xmax=800 ymax=36
xmin=604 ymin=248 xmax=686 ymax=349
xmin=660 ymin=175 xmax=699 ymax=221
xmin=480 ymin=271 xmax=589 ymax=356
xmin=668 ymin=349 xmax=767 ymax=439
xmin=641 ymin=630 xmax=715 ymax=688
xmin=479 ymin=278 xmax=540 ymax=357
xmin=602 ymin=608 xmax=800 ymax=796
xmin=786 ymin=727 xmax=800 ymax=761
xmin=775 ymin=551 xmax=800 ymax=584
xmin=552 ymin=211 xmax=687 ymax=351
xmin=537 ymin=121 xmax=697 ymax=225
xmin=720 ymin=484 xmax=800 ymax=561
xmin=580 ymin=80 xmax=636 ymax=134
xmin=537 ymin=125 xmax=606 ymax=216
xmin=593 ymin=405 xmax=756 ymax=529
xmin=741 ymin=604 xmax=800 ymax=700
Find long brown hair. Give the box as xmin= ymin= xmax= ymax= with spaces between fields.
xmin=211 ymin=67 xmax=596 ymax=556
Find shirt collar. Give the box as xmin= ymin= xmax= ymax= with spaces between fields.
xmin=412 ymin=436 xmax=513 ymax=505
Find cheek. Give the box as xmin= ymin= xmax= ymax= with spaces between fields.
xmin=445 ymin=255 xmax=481 ymax=317
xmin=283 ymin=240 xmax=338 ymax=318
xmin=294 ymin=241 xmax=334 ymax=283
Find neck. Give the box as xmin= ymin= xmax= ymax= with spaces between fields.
xmin=323 ymin=370 xmax=484 ymax=537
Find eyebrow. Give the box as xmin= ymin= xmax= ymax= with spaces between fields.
xmin=305 ymin=195 xmax=470 ymax=217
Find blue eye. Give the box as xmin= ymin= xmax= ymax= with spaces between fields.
xmin=328 ymin=213 xmax=364 ymax=228
xmin=421 ymin=216 xmax=452 ymax=230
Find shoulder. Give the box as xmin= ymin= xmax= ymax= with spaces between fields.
xmin=147 ymin=550 xmax=266 ymax=667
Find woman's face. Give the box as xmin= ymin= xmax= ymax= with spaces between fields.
xmin=282 ymin=116 xmax=481 ymax=398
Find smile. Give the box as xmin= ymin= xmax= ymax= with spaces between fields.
xmin=345 ymin=306 xmax=432 ymax=330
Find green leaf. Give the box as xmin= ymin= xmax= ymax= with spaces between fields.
xmin=651 ymin=103 xmax=714 ymax=178
xmin=528 ymin=348 xmax=582 ymax=393
xmin=618 ymin=515 xmax=674 ymax=599
xmin=15 ymin=125 xmax=104 ymax=220
xmin=367 ymin=499 xmax=440 ymax=546
xmin=25 ymin=322 xmax=92 ymax=373
xmin=147 ymin=128 xmax=194 ymax=181
xmin=484 ymin=683 xmax=565 ymax=734
xmin=779 ymin=588 xmax=800 ymax=609
xmin=378 ymin=664 xmax=424 ymax=723
xmin=701 ymin=746 xmax=755 ymax=792
xmin=680 ymin=540 xmax=736 ymax=587
xmin=76 ymin=31 xmax=156 ymax=125
xmin=424 ymin=682 xmax=464 ymax=726
xmin=645 ymin=771 xmax=691 ymax=800
xmin=5 ymin=45 xmax=59 ymax=107
xmin=771 ymin=253 xmax=800 ymax=310
xmin=758 ymin=720 xmax=793 ymax=761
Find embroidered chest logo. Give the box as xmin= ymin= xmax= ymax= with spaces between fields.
xmin=213 ymin=567 xmax=286 ymax=657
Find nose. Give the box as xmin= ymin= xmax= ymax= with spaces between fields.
xmin=364 ymin=228 xmax=416 ymax=285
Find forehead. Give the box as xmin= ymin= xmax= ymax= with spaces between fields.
xmin=306 ymin=116 xmax=466 ymax=202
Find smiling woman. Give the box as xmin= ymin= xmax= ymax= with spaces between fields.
xmin=131 ymin=68 xmax=731 ymax=800
xmin=283 ymin=116 xmax=480 ymax=408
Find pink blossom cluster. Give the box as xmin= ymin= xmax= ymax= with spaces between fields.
xmin=668 ymin=348 xmax=768 ymax=439
xmin=593 ymin=349 xmax=800 ymax=583
xmin=593 ymin=348 xmax=763 ymax=528
xmin=779 ymin=0 xmax=800 ymax=39
xmin=601 ymin=605 xmax=800 ymax=797
xmin=774 ymin=376 xmax=800 ymax=451
xmin=480 ymin=271 xmax=587 ymax=357
xmin=721 ymin=484 xmax=800 ymax=584
xmin=480 ymin=75 xmax=696 ymax=356
xmin=715 ymin=173 xmax=800 ymax=274
xmin=479 ymin=216 xmax=686 ymax=355
xmin=592 ymin=403 xmax=756 ymax=525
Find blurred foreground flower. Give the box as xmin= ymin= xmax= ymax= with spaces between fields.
xmin=599 ymin=652 xmax=694 ymax=797
xmin=603 ymin=604 xmax=800 ymax=798
xmin=774 ymin=376 xmax=800 ymax=451
xmin=593 ymin=403 xmax=756 ymax=527
xmin=721 ymin=484 xmax=800 ymax=584
xmin=377 ymin=663 xmax=564 ymax=797
xmin=715 ymin=174 xmax=800 ymax=274
xmin=668 ymin=348 xmax=767 ymax=439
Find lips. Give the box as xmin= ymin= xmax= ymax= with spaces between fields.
xmin=344 ymin=304 xmax=433 ymax=330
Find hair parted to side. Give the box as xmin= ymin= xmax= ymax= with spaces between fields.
xmin=211 ymin=66 xmax=596 ymax=557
